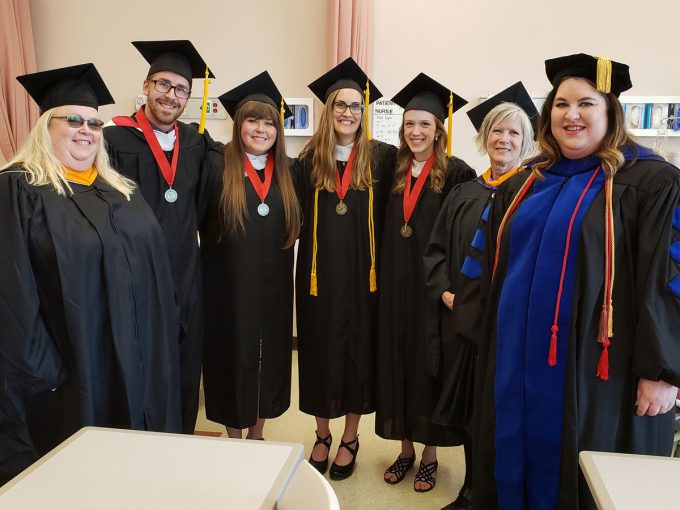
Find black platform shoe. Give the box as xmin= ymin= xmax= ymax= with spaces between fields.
xmin=329 ymin=436 xmax=359 ymax=481
xmin=308 ymin=431 xmax=332 ymax=475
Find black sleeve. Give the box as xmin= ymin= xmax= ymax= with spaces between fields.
xmin=631 ymin=167 xmax=680 ymax=386
xmin=196 ymin=141 xmax=225 ymax=231
xmin=424 ymin=186 xmax=459 ymax=304
xmin=446 ymin=156 xmax=477 ymax=191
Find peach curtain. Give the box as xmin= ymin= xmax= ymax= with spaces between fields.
xmin=0 ymin=0 xmax=38 ymax=160
xmin=327 ymin=0 xmax=373 ymax=73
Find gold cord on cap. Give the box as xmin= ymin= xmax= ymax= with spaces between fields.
xmin=198 ymin=66 xmax=211 ymax=134
xmin=446 ymin=91 xmax=453 ymax=157
xmin=596 ymin=57 xmax=612 ymax=94
xmin=364 ymin=79 xmax=372 ymax=141
xmin=280 ymin=97 xmax=285 ymax=128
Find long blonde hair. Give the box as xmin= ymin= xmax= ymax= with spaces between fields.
xmin=392 ymin=116 xmax=448 ymax=194
xmin=300 ymin=89 xmax=373 ymax=191
xmin=1 ymin=107 xmax=135 ymax=199
xmin=219 ymin=100 xmax=301 ymax=248
xmin=532 ymin=77 xmax=634 ymax=178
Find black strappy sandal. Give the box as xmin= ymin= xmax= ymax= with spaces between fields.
xmin=414 ymin=460 xmax=438 ymax=493
xmin=308 ymin=431 xmax=332 ymax=474
xmin=329 ymin=436 xmax=360 ymax=480
xmin=384 ymin=453 xmax=416 ymax=485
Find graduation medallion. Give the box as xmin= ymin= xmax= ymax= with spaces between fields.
xmin=164 ymin=187 xmax=178 ymax=203
xmin=400 ymin=224 xmax=413 ymax=238
xmin=336 ymin=201 xmax=348 ymax=215
xmin=257 ymin=202 xmax=270 ymax=217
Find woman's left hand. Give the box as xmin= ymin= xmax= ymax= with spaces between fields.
xmin=636 ymin=379 xmax=678 ymax=416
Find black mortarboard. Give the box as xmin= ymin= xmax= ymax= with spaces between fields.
xmin=218 ymin=71 xmax=293 ymax=120
xmin=308 ymin=57 xmax=381 ymax=104
xmin=466 ymin=81 xmax=539 ymax=133
xmin=16 ymin=63 xmax=114 ymax=113
xmin=132 ymin=40 xmax=215 ymax=83
xmin=391 ymin=72 xmax=466 ymax=121
xmin=545 ymin=53 xmax=631 ymax=97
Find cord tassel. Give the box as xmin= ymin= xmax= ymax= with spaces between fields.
xmin=548 ymin=325 xmax=558 ymax=366
xmin=596 ymin=338 xmax=611 ymax=381
xmin=280 ymin=97 xmax=285 ymax=128
xmin=446 ymin=91 xmax=453 ymax=158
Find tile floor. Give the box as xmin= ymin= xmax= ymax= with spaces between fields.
xmin=195 ymin=351 xmax=467 ymax=510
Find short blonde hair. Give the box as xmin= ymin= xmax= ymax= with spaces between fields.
xmin=1 ymin=107 xmax=135 ymax=199
xmin=474 ymin=102 xmax=536 ymax=162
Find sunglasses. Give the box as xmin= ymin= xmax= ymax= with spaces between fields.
xmin=52 ymin=115 xmax=105 ymax=131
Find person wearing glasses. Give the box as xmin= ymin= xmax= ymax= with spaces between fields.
xmin=423 ymin=82 xmax=538 ymax=510
xmin=375 ymin=73 xmax=475 ymax=494
xmin=198 ymin=72 xmax=301 ymax=441
xmin=455 ymin=54 xmax=680 ymax=509
xmin=0 ymin=64 xmax=182 ymax=485
xmin=104 ymin=40 xmax=218 ymax=434
xmin=295 ymin=58 xmax=396 ymax=480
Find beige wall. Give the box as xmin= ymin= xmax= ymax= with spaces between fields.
xmin=29 ymin=0 xmax=328 ymax=156
xmin=373 ymin=0 xmax=680 ymax=171
xmin=28 ymin=0 xmax=680 ymax=167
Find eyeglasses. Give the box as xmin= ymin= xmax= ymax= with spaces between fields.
xmin=52 ymin=115 xmax=105 ymax=131
xmin=150 ymin=79 xmax=191 ymax=99
xmin=332 ymin=101 xmax=364 ymax=115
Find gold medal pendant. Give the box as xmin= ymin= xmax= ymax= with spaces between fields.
xmin=336 ymin=201 xmax=348 ymax=215
xmin=400 ymin=224 xmax=412 ymax=238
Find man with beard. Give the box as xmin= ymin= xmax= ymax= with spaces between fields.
xmin=104 ymin=40 xmax=217 ymax=434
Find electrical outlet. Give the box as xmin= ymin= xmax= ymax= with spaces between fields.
xmin=134 ymin=95 xmax=227 ymax=120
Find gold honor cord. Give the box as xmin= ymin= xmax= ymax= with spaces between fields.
xmin=198 ymin=66 xmax=211 ymax=134
xmin=446 ymin=91 xmax=453 ymax=158
xmin=364 ymin=79 xmax=372 ymax=141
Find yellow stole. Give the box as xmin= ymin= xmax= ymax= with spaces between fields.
xmin=64 ymin=166 xmax=98 ymax=186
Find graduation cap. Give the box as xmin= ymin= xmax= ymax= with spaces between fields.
xmin=391 ymin=72 xmax=466 ymax=121
xmin=466 ymin=81 xmax=539 ymax=134
xmin=132 ymin=40 xmax=215 ymax=83
xmin=16 ymin=63 xmax=114 ymax=113
xmin=218 ymin=71 xmax=292 ymax=122
xmin=545 ymin=53 xmax=631 ymax=97
xmin=308 ymin=57 xmax=381 ymax=104
xmin=391 ymin=72 xmax=467 ymax=157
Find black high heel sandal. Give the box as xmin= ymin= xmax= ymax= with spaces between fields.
xmin=308 ymin=431 xmax=332 ymax=475
xmin=384 ymin=453 xmax=416 ymax=485
xmin=414 ymin=460 xmax=438 ymax=493
xmin=329 ymin=436 xmax=359 ymax=481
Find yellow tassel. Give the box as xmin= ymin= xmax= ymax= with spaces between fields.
xmin=364 ymin=79 xmax=372 ymax=141
xmin=368 ymin=175 xmax=377 ymax=292
xmin=310 ymin=188 xmax=319 ymax=296
xmin=596 ymin=57 xmax=612 ymax=94
xmin=310 ymin=272 xmax=318 ymax=297
xmin=447 ymin=91 xmax=453 ymax=157
xmin=198 ymin=66 xmax=211 ymax=134
xmin=280 ymin=97 xmax=285 ymax=128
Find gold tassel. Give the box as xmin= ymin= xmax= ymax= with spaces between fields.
xmin=310 ymin=188 xmax=319 ymax=296
xmin=280 ymin=97 xmax=285 ymax=128
xmin=446 ymin=91 xmax=453 ymax=157
xmin=364 ymin=79 xmax=372 ymax=141
xmin=198 ymin=66 xmax=211 ymax=134
xmin=368 ymin=173 xmax=377 ymax=292
xmin=596 ymin=57 xmax=612 ymax=94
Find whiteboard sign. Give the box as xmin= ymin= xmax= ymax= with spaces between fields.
xmin=371 ymin=99 xmax=403 ymax=146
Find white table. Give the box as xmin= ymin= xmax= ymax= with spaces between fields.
xmin=0 ymin=427 xmax=308 ymax=509
xmin=579 ymin=450 xmax=680 ymax=509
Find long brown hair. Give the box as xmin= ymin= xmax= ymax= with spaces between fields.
xmin=392 ymin=116 xmax=447 ymax=194
xmin=220 ymin=100 xmax=301 ymax=248
xmin=532 ymin=77 xmax=635 ymax=178
xmin=300 ymin=88 xmax=373 ymax=191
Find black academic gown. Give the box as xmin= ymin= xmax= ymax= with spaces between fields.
xmin=0 ymin=168 xmax=182 ymax=485
xmin=199 ymin=151 xmax=296 ymax=429
xmin=423 ymin=175 xmax=498 ymax=426
xmin=456 ymin=155 xmax=680 ymax=510
xmin=104 ymin=118 xmax=215 ymax=433
xmin=295 ymin=141 xmax=397 ymax=418
xmin=375 ymin=157 xmax=475 ymax=445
